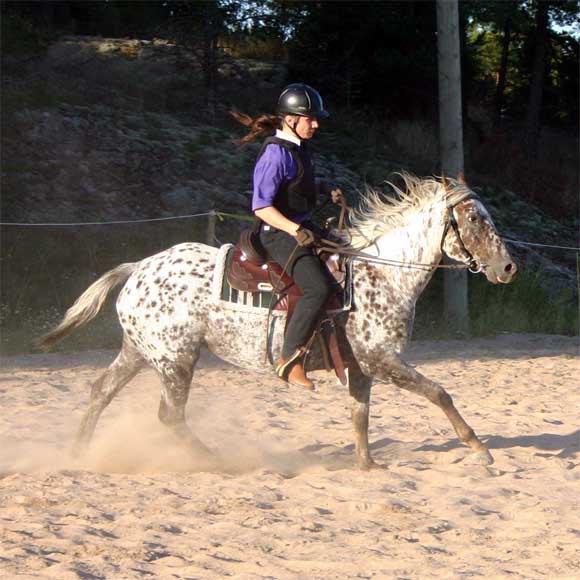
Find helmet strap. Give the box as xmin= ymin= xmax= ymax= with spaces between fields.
xmin=283 ymin=116 xmax=301 ymax=141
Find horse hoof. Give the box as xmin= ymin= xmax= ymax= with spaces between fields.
xmin=465 ymin=450 xmax=494 ymax=466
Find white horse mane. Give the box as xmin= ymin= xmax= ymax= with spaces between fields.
xmin=346 ymin=173 xmax=473 ymax=249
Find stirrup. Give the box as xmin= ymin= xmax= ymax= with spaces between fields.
xmin=275 ymin=347 xmax=306 ymax=379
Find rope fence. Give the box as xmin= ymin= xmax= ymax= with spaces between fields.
xmin=1 ymin=210 xmax=578 ymax=253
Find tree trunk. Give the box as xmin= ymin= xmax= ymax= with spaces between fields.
xmin=436 ymin=0 xmax=469 ymax=336
xmin=494 ymin=14 xmax=512 ymax=127
xmin=203 ymin=0 xmax=219 ymax=124
xmin=525 ymin=0 xmax=550 ymax=160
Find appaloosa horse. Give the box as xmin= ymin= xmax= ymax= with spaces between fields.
xmin=39 ymin=175 xmax=516 ymax=469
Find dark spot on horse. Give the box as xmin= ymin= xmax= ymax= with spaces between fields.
xmin=364 ymin=331 xmax=371 ymax=342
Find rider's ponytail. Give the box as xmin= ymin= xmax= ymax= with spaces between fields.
xmin=230 ymin=111 xmax=280 ymax=144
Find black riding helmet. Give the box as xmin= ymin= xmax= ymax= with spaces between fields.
xmin=277 ymin=83 xmax=330 ymax=119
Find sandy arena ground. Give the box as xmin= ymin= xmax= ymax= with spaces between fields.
xmin=0 ymin=333 xmax=579 ymax=579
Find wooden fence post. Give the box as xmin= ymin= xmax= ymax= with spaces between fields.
xmin=437 ymin=0 xmax=469 ymax=336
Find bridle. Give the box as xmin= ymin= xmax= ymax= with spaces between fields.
xmin=440 ymin=192 xmax=484 ymax=274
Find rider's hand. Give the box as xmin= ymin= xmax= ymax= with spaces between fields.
xmin=294 ymin=226 xmax=319 ymax=248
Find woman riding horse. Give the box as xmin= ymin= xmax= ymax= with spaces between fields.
xmin=232 ymin=84 xmax=344 ymax=390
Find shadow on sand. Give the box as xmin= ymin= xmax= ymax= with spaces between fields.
xmin=417 ymin=430 xmax=580 ymax=459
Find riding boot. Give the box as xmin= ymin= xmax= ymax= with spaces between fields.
xmin=276 ymin=349 xmax=315 ymax=390
xmin=287 ymin=362 xmax=314 ymax=390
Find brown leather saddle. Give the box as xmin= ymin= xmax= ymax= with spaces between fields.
xmin=223 ymin=228 xmax=351 ymax=386
xmin=226 ymin=229 xmax=347 ymax=313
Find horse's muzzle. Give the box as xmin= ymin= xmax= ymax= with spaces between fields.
xmin=485 ymin=259 xmax=518 ymax=284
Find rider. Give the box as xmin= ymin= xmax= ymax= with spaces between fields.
xmin=232 ymin=83 xmax=344 ymax=389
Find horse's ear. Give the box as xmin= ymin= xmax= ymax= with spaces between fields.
xmin=441 ymin=174 xmax=449 ymax=191
xmin=457 ymin=172 xmax=467 ymax=185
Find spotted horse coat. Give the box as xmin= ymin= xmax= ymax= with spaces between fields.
xmin=39 ymin=175 xmax=517 ymax=469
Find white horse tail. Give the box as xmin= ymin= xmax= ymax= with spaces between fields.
xmin=37 ymin=262 xmax=138 ymax=350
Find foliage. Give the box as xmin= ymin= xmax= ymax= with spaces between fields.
xmin=2 ymin=1 xmax=577 ymax=128
xmin=414 ymin=268 xmax=578 ymax=339
xmin=0 ymin=10 xmax=53 ymax=56
xmin=463 ymin=0 xmax=579 ymax=125
xmin=0 ymin=217 xmax=238 ymax=356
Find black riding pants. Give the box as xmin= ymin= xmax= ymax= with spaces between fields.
xmin=259 ymin=224 xmax=334 ymax=359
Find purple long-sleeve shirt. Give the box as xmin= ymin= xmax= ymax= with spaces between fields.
xmin=252 ymin=138 xmax=312 ymax=224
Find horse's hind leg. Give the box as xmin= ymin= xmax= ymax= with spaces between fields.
xmin=73 ymin=337 xmax=146 ymax=456
xmin=157 ymin=347 xmax=212 ymax=458
xmin=383 ymin=354 xmax=493 ymax=465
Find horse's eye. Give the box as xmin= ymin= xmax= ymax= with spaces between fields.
xmin=468 ymin=215 xmax=478 ymax=223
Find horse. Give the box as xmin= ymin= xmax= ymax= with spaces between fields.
xmin=39 ymin=174 xmax=517 ymax=470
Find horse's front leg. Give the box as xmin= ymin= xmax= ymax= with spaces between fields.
xmin=381 ymin=353 xmax=493 ymax=465
xmin=349 ymin=373 xmax=377 ymax=470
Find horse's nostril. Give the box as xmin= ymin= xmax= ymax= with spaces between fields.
xmin=505 ymin=262 xmax=516 ymax=273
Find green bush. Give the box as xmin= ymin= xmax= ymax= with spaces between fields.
xmin=469 ymin=269 xmax=578 ymax=336
xmin=0 ymin=219 xmax=212 ymax=356
xmin=414 ymin=268 xmax=578 ymax=339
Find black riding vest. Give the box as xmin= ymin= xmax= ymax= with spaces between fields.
xmin=256 ymin=136 xmax=317 ymax=219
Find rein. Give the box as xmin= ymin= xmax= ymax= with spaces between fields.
xmin=317 ymin=240 xmax=472 ymax=271
xmin=318 ymin=192 xmax=483 ymax=273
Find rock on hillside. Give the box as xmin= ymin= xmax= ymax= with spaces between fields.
xmin=2 ymin=103 xmax=360 ymax=224
xmin=4 ymin=105 xmax=246 ymax=222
